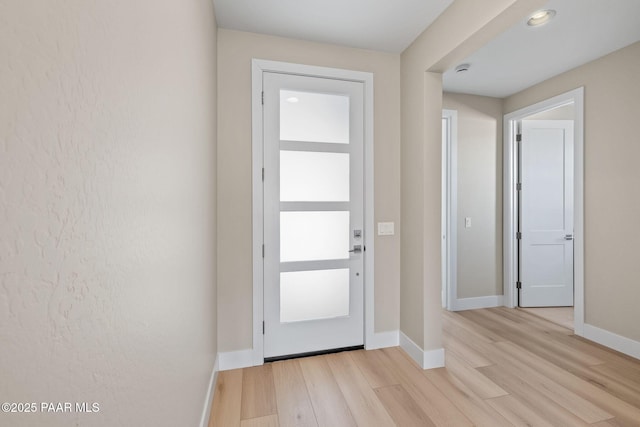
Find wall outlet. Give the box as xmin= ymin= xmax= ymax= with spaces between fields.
xmin=465 ymin=217 xmax=472 ymax=228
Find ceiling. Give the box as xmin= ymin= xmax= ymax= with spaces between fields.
xmin=213 ymin=0 xmax=640 ymax=98
xmin=442 ymin=0 xmax=640 ymax=97
xmin=212 ymin=0 xmax=454 ymax=53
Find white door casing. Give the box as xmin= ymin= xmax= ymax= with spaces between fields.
xmin=519 ymin=120 xmax=574 ymax=307
xmin=441 ymin=110 xmax=458 ymax=311
xmin=441 ymin=117 xmax=448 ymax=309
xmin=503 ymin=87 xmax=584 ymax=335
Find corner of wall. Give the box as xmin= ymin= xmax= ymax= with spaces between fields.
xmin=367 ymin=330 xmax=400 ymax=350
xmin=199 ymin=354 xmax=220 ymax=427
xmin=400 ymin=332 xmax=445 ymax=370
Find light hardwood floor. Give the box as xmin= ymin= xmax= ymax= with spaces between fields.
xmin=209 ymin=308 xmax=640 ymax=426
xmin=519 ymin=306 xmax=574 ymax=330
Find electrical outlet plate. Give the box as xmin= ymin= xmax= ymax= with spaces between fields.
xmin=377 ymin=222 xmax=394 ymax=236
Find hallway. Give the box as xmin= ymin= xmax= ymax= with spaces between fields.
xmin=210 ymin=308 xmax=640 ymax=426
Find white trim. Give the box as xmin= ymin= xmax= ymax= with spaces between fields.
xmin=503 ymin=114 xmax=517 ymax=309
xmin=363 ymin=68 xmax=375 ymax=354
xmin=251 ymin=60 xmax=265 ymax=366
xmin=423 ymin=348 xmax=446 ymax=370
xmin=503 ymin=87 xmax=585 ymax=336
xmin=573 ymin=90 xmax=585 ymax=337
xmin=451 ymin=295 xmax=504 ymax=311
xmin=366 ymin=330 xmax=399 ymax=350
xmin=199 ymin=354 xmax=219 ymax=427
xmin=583 ymin=324 xmax=640 ymax=361
xmin=399 ymin=332 xmax=425 ymax=368
xmin=399 ymin=332 xmax=445 ymax=370
xmin=219 ymin=349 xmax=255 ymax=371
xmin=442 ymin=110 xmax=458 ymax=311
xmin=251 ymin=59 xmax=375 ymax=364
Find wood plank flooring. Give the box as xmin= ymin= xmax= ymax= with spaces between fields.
xmin=209 ymin=308 xmax=640 ymax=426
xmin=520 ymin=306 xmax=574 ymax=329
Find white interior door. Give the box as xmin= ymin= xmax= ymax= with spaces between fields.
xmin=520 ymin=120 xmax=574 ymax=307
xmin=263 ymin=72 xmax=364 ymax=359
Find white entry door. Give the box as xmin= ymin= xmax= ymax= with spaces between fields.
xmin=262 ymin=71 xmax=364 ymax=359
xmin=520 ymin=120 xmax=574 ymax=307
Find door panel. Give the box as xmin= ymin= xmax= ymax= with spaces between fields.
xmin=280 ymin=151 xmax=350 ymax=201
xmin=280 ymin=211 xmax=350 ymax=262
xmin=263 ymin=72 xmax=364 ymax=358
xmin=280 ymin=269 xmax=350 ymax=323
xmin=520 ymin=120 xmax=574 ymax=307
xmin=279 ymin=89 xmax=350 ymax=144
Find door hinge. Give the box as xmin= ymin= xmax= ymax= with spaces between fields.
xmin=516 ymin=281 xmax=522 ymax=289
xmin=516 ymin=182 xmax=522 ymax=191
xmin=262 ymin=321 xmax=265 ymax=335
xmin=262 ymin=168 xmax=264 ymax=182
xmin=261 ymin=91 xmax=264 ymax=105
xmin=516 ymin=231 xmax=522 ymax=240
xmin=262 ymin=244 xmax=265 ymax=258
xmin=516 ymin=133 xmax=522 ymax=142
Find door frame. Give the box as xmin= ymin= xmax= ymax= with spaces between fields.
xmin=251 ymin=59 xmax=375 ymax=365
xmin=503 ymin=87 xmax=584 ymax=335
xmin=441 ymin=109 xmax=458 ymax=310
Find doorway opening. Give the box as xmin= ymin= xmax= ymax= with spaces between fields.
xmin=503 ymin=88 xmax=584 ymax=335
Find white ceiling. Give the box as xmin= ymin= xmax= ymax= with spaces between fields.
xmin=212 ymin=0 xmax=454 ymax=53
xmin=213 ymin=0 xmax=640 ymax=99
xmin=443 ymin=0 xmax=640 ymax=98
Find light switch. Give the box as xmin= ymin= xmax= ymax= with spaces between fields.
xmin=378 ymin=222 xmax=395 ymax=236
xmin=465 ymin=217 xmax=472 ymax=228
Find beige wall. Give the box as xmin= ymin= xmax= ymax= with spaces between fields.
xmin=0 ymin=1 xmax=218 ymax=426
xmin=217 ymin=29 xmax=401 ymax=352
xmin=443 ymin=93 xmax=503 ymax=299
xmin=505 ymin=41 xmax=640 ymax=342
xmin=399 ymin=0 xmax=541 ymax=351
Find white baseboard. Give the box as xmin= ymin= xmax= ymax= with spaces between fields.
xmin=452 ymin=295 xmax=503 ymax=311
xmin=399 ymin=332 xmax=445 ymax=370
xmin=199 ymin=354 xmax=219 ymax=427
xmin=583 ymin=323 xmax=640 ymax=361
xmin=219 ymin=348 xmax=255 ymax=371
xmin=366 ymin=330 xmax=399 ymax=350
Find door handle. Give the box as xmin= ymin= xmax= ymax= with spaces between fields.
xmin=564 ymin=234 xmax=574 ymax=241
xmin=349 ymin=245 xmax=362 ymax=253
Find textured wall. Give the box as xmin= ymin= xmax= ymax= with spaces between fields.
xmin=217 ymin=29 xmax=401 ymax=352
xmin=0 ymin=1 xmax=218 ymax=426
xmin=443 ymin=93 xmax=503 ymax=299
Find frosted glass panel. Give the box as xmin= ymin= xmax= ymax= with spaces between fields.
xmin=280 ymin=269 xmax=349 ymax=322
xmin=280 ymin=151 xmax=349 ymax=202
xmin=281 ymin=211 xmax=349 ymax=262
xmin=280 ymin=90 xmax=349 ymax=144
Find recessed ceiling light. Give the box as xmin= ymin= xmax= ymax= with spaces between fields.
xmin=527 ymin=9 xmax=556 ymax=27
xmin=455 ymin=63 xmax=471 ymax=73
xmin=286 ymin=97 xmax=299 ymax=103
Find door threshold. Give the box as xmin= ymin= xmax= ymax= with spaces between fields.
xmin=264 ymin=345 xmax=364 ymax=363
